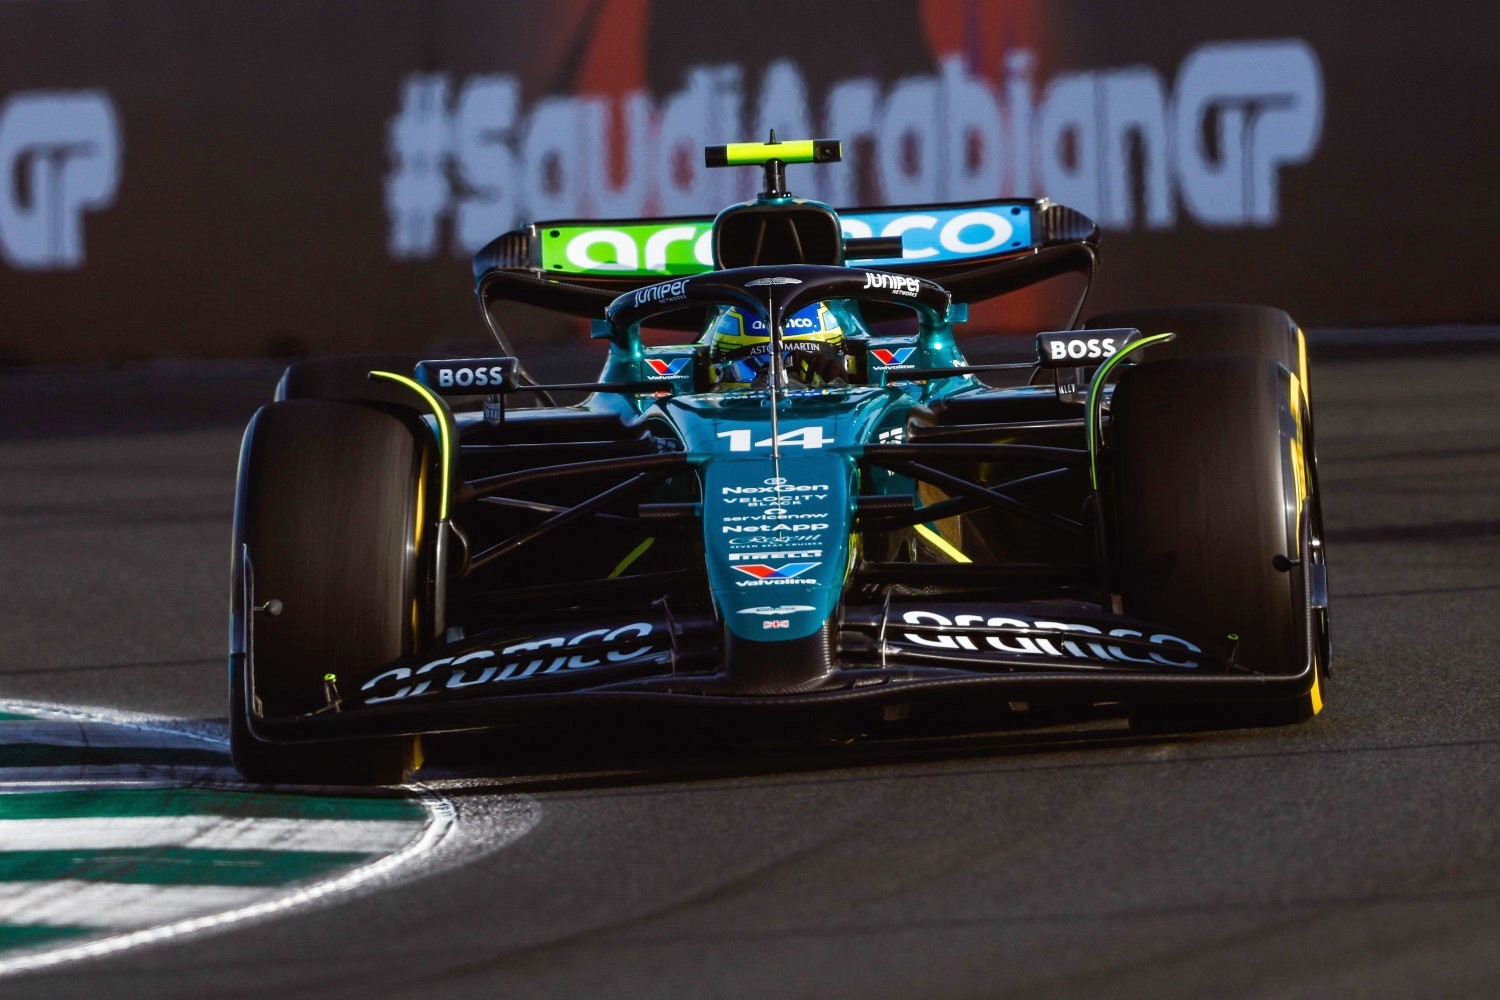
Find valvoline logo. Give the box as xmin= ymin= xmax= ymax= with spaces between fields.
xmin=871 ymin=347 xmax=916 ymax=366
xmin=645 ymin=358 xmax=690 ymax=377
xmin=732 ymin=562 xmax=820 ymax=579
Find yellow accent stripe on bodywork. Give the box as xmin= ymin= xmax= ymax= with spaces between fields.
xmin=609 ymin=537 xmax=655 ymax=578
xmin=1086 ymin=332 xmax=1177 ymax=489
xmin=370 ymin=371 xmax=453 ymax=519
xmin=915 ymin=523 xmax=972 ymax=563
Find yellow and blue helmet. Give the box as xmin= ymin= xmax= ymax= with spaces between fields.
xmin=709 ymin=303 xmax=847 ymax=389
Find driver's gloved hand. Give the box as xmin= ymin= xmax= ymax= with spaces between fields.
xmin=793 ymin=351 xmax=849 ymax=386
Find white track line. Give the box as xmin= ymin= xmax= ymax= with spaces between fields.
xmin=0 ymin=699 xmax=531 ymax=979
xmin=0 ymin=779 xmax=236 ymax=793
xmin=0 ymin=721 xmax=216 ymax=750
xmin=0 ymin=816 xmax=420 ymax=853
xmin=0 ymin=882 xmax=270 ymax=929
xmin=0 ymin=766 xmax=239 ymax=787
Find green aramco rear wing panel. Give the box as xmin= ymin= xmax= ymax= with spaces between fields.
xmin=498 ymin=200 xmax=1045 ymax=279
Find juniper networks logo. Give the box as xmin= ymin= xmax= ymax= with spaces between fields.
xmin=383 ymin=40 xmax=1323 ymax=260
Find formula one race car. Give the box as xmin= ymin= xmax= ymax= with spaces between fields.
xmin=229 ymin=136 xmax=1330 ymax=784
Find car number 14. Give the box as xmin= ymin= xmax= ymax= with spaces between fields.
xmin=717 ymin=427 xmax=829 ymax=452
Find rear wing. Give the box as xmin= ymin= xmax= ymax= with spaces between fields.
xmin=474 ymin=198 xmax=1099 ymax=326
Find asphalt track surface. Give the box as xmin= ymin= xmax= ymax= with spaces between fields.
xmin=2 ymin=337 xmax=1498 ymax=998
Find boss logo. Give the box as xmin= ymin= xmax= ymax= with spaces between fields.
xmin=1034 ymin=329 xmax=1139 ymax=368
xmin=416 ymin=358 xmax=517 ymax=394
xmin=1051 ymin=338 xmax=1115 ymax=360
xmin=438 ymin=366 xmax=509 ymax=388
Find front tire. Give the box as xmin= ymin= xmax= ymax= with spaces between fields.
xmin=1108 ymin=357 xmax=1323 ymax=729
xmin=230 ymin=400 xmax=427 ymax=784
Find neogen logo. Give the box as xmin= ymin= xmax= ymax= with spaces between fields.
xmin=385 ymin=40 xmax=1323 ymax=260
xmin=0 ymin=91 xmax=122 ymax=271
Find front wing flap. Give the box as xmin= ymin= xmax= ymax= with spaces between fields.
xmin=244 ymin=602 xmax=1314 ymax=744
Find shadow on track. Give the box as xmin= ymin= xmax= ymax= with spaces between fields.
xmin=417 ymin=709 xmax=1192 ymax=797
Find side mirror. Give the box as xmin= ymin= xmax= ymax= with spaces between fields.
xmin=844 ymin=235 xmax=906 ymax=261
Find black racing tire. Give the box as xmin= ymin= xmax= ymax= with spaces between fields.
xmin=230 ymin=399 xmax=427 ymax=784
xmin=1085 ymin=304 xmax=1308 ymax=393
xmin=1108 ymin=357 xmax=1323 ymax=730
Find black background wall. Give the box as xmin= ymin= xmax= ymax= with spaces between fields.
xmin=1 ymin=0 xmax=1495 ymax=366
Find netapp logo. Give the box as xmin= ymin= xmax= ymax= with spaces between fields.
xmin=721 ymin=523 xmax=828 ymax=534
xmin=0 ymin=91 xmax=121 ymax=270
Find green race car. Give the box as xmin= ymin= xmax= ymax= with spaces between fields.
xmin=229 ymin=136 xmax=1330 ymax=784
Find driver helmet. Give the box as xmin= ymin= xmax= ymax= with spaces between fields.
xmin=709 ymin=303 xmax=848 ymax=389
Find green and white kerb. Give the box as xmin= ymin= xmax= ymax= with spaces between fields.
xmin=0 ymin=705 xmax=445 ymax=973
